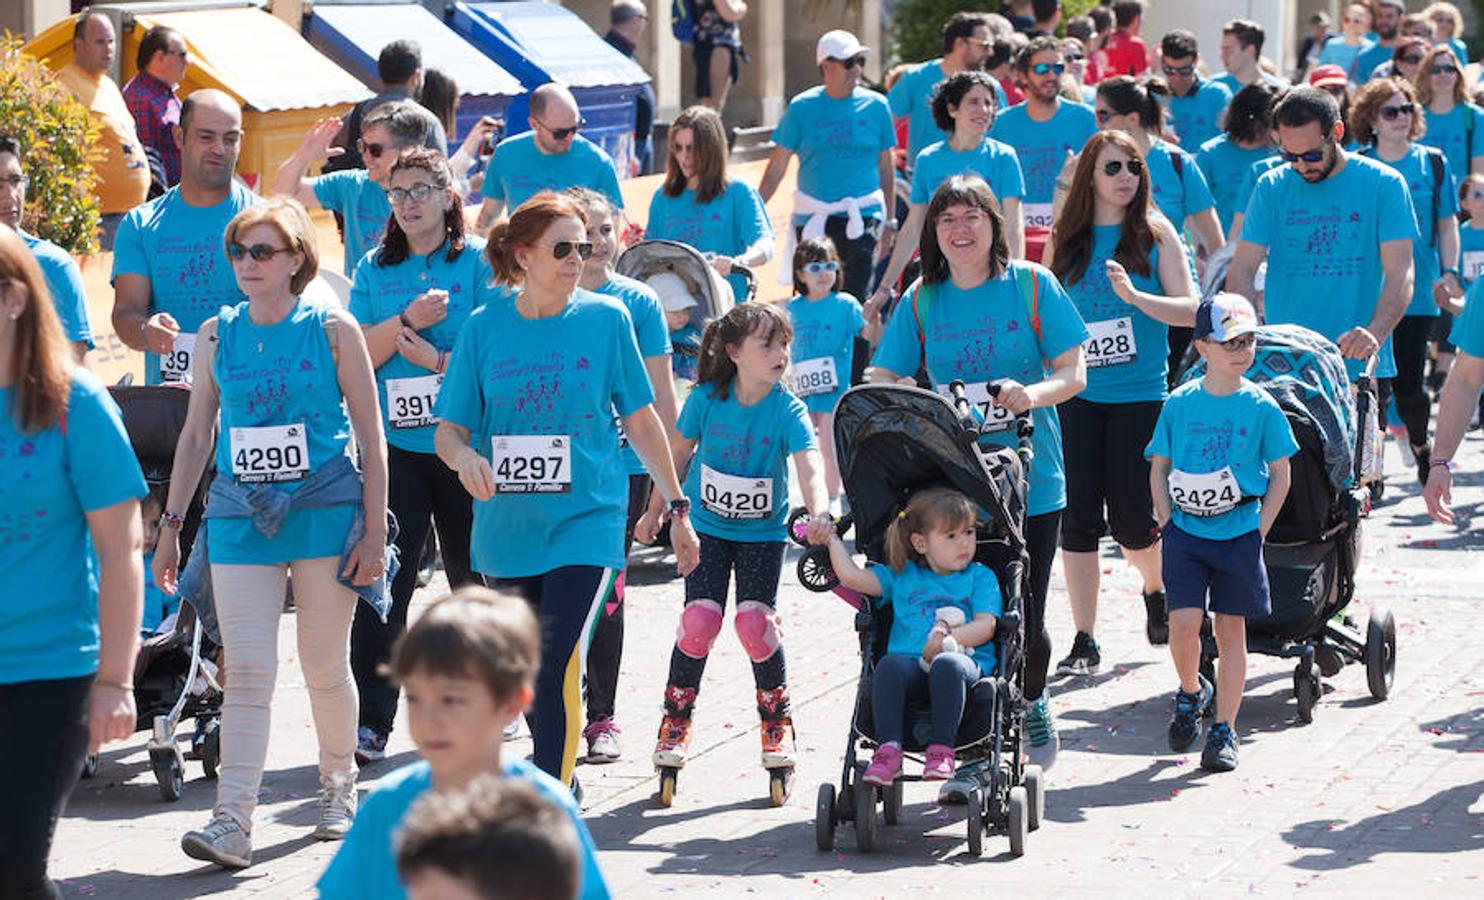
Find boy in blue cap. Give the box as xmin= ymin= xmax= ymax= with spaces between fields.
xmin=1146 ymin=293 xmax=1298 ymax=772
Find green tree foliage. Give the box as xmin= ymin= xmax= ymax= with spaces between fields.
xmin=889 ymin=0 xmax=1105 ymax=66
xmin=0 ymin=33 xmax=100 ymax=254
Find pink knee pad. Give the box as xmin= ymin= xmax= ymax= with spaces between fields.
xmin=676 ymin=600 xmax=724 ymax=659
xmin=734 ymin=601 xmax=781 ymax=662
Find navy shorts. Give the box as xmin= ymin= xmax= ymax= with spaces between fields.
xmin=1162 ymin=523 xmax=1271 ymax=618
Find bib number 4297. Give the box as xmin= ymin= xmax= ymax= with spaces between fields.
xmin=491 ymin=435 xmax=572 ymax=494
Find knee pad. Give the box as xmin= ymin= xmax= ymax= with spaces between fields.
xmin=734 ymin=601 xmax=781 ymax=663
xmin=676 ymin=600 xmax=724 ymax=659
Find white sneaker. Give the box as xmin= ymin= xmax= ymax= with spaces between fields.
xmin=181 ymin=814 xmax=252 ymax=868
xmin=312 ymin=774 xmax=357 ymax=840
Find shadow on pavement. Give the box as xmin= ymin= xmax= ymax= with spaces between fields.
xmin=1043 ymin=758 xmax=1211 ymax=824
xmin=1419 ymin=708 xmax=1484 ymax=753
xmin=1281 ymin=781 xmax=1484 ymax=870
xmin=57 ymin=833 xmax=321 ymax=898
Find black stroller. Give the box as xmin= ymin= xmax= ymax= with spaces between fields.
xmin=1182 ymin=325 xmax=1397 ymax=722
xmin=81 ymin=385 xmax=221 ymax=800
xmin=798 ymin=382 xmax=1043 ymax=857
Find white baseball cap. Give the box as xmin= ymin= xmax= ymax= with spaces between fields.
xmin=816 ymin=30 xmax=869 ymax=66
xmin=648 ymin=272 xmax=699 ymax=312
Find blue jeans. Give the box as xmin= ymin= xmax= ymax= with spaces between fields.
xmin=872 ymin=652 xmax=979 ymax=747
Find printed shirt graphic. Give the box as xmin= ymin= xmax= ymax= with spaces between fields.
xmin=1064 ymin=224 xmax=1169 ymax=403
xmin=1363 ymin=144 xmax=1459 ymax=317
xmin=313 ymin=170 xmax=393 ymax=272
xmin=1195 ymin=136 xmax=1278 ymax=234
xmin=644 ymin=179 xmax=772 ymax=303
xmin=773 ymin=86 xmax=896 ymax=224
xmin=111 ymin=182 xmax=260 ymax=384
xmin=480 ymin=132 xmax=624 ymax=212
xmin=436 ymin=290 xmax=653 ymax=576
xmin=1146 ymin=378 xmax=1299 ymax=540
xmin=787 ymin=291 xmax=865 ymax=413
xmin=868 ymin=560 xmax=1004 ymax=676
xmin=1241 ymin=153 xmax=1418 ymax=379
xmin=887 ymin=59 xmax=1008 ymax=167
xmin=592 ymin=273 xmax=671 ymax=476
xmin=0 ymin=369 xmax=147 ymax=685
xmin=990 ymin=100 xmax=1098 ymax=208
xmin=909 ymin=137 xmax=1026 ymax=207
xmin=676 ymin=381 xmax=815 ymax=543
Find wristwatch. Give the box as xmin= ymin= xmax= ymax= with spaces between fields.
xmin=662 ymin=498 xmax=691 ymax=521
xmin=1442 ymin=267 xmax=1462 ymax=278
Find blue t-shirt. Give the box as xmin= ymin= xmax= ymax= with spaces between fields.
xmin=140 ymin=550 xmax=176 ymax=634
xmin=1454 ymin=275 xmax=1484 ymax=356
xmin=990 ymin=99 xmax=1098 ymax=227
xmin=1211 ymin=71 xmax=1288 ymax=97
xmin=20 ymin=229 xmax=93 ymax=348
xmin=1354 ymin=42 xmax=1397 ymax=83
xmin=592 ymin=273 xmax=671 ymax=476
xmin=867 ymin=560 xmax=1003 ymax=676
xmin=0 ymin=369 xmax=148 ymax=685
xmin=1241 ymin=153 xmax=1417 ymax=379
xmin=909 ymin=137 xmax=1025 ymax=207
xmin=314 ymin=170 xmax=392 ymax=273
xmin=480 ymin=132 xmax=624 ymax=213
xmin=1165 ymin=78 xmax=1233 ymax=150
xmin=1443 ymin=38 xmax=1469 ymax=67
xmin=1233 ymin=155 xmax=1286 ymax=228
xmin=110 ymin=182 xmax=259 ymax=384
xmin=645 ymin=180 xmax=772 ymax=303
xmin=670 ymin=322 xmax=701 ymax=382
xmin=787 ymin=291 xmax=865 ymax=413
xmin=1146 ymin=378 xmax=1299 ymax=540
xmin=773 ymin=86 xmax=896 ymax=224
xmin=1317 ymin=37 xmax=1375 ymax=79
xmin=1195 ymin=136 xmax=1278 ymax=234
xmin=1063 ymin=224 xmax=1170 ymax=403
xmin=317 ymin=759 xmax=610 ymax=900
xmin=886 ymin=59 xmax=1008 ymax=169
xmin=435 ymin=291 xmax=653 ymax=577
xmin=348 ymin=237 xmax=502 ymax=455
xmin=1460 ymin=222 xmax=1484 ymax=287
xmin=1147 ymin=139 xmax=1216 ymax=231
xmin=676 ymin=381 xmax=815 ymax=543
xmin=872 ymin=264 xmax=1089 ymax=517
xmin=1362 ymin=144 xmax=1459 ymax=317
xmin=1420 ymin=103 xmax=1484 ymax=186
xmin=208 ymin=298 xmax=355 ymax=565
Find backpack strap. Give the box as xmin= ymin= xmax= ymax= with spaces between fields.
xmin=1012 ymin=262 xmax=1043 ymax=348
xmin=1170 ymin=146 xmax=1184 ymax=182
xmin=911 ymin=280 xmax=934 ymax=376
xmin=1426 ymin=146 xmax=1446 ymax=237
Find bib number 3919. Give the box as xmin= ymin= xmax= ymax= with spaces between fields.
xmin=1083 ymin=317 xmax=1136 ymax=368
xmin=160 ymin=332 xmax=197 ymax=383
xmin=386 ymin=374 xmax=442 ymax=429
xmin=491 ymin=435 xmax=572 ymax=494
xmin=700 ymin=464 xmax=773 ymax=519
xmin=231 ymin=423 xmax=309 ymax=483
xmin=1169 ymin=466 xmax=1241 ymax=517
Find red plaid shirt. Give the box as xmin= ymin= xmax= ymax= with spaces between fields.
xmin=123 ymin=71 xmax=181 ymax=186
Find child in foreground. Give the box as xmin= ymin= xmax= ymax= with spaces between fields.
xmin=1146 ymin=293 xmax=1297 ymax=773
xmin=317 ymin=587 xmax=610 ymax=899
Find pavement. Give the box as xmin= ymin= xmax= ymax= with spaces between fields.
xmin=50 ymin=429 xmax=1484 ymax=898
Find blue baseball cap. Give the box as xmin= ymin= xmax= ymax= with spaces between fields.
xmin=1194 ymin=292 xmax=1259 ymax=342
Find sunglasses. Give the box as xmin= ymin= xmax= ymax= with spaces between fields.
xmin=1378 ymin=103 xmax=1416 ymax=121
xmin=540 ymin=118 xmax=586 ymax=140
xmin=832 ymin=55 xmax=866 ymax=70
xmin=1031 ymin=62 xmax=1066 ymax=76
xmin=802 ymin=261 xmax=839 ymax=274
xmin=1432 ymin=64 xmax=1459 ymax=76
xmin=1162 ymin=64 xmax=1196 ymax=77
xmin=1400 ymin=54 xmax=1425 ymax=65
xmin=226 ymin=242 xmax=295 ymax=262
xmin=1470 ymin=190 xmax=1484 ymax=200
xmin=1095 ymin=109 xmax=1119 ymax=123
xmin=1102 ymin=159 xmax=1144 ymax=177
xmin=358 ymin=139 xmax=393 ymax=160
xmin=387 ymin=182 xmax=438 ymax=205
xmin=1218 ymin=333 xmax=1257 ymax=351
xmin=544 ymin=240 xmax=593 ymax=260
xmin=1064 ymin=52 xmax=1085 ymax=63
xmin=1280 ymin=140 xmax=1330 ymax=164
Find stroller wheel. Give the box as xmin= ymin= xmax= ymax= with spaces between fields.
xmin=882 ymin=780 xmax=903 ymax=826
xmin=1024 ymin=765 xmax=1044 ymax=831
xmin=1294 ymin=663 xmax=1319 ymax=724
xmin=200 ymin=725 xmax=221 ymax=780
xmin=797 ymin=548 xmax=840 ymax=593
xmin=853 ymin=783 xmax=878 ymax=852
xmin=1365 ymin=607 xmax=1397 ymax=700
xmin=1007 ymin=786 xmax=1029 ymax=857
xmin=80 ymin=753 xmax=99 ymax=780
xmin=814 ymin=783 xmax=837 ymax=851
xmin=966 ymin=790 xmax=984 ymax=857
xmin=150 ymin=746 xmax=185 ymax=802
xmin=786 ymin=507 xmax=812 ymax=547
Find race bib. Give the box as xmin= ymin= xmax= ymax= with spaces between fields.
xmin=1083 ymin=318 xmax=1137 ymax=368
xmin=700 ymin=464 xmax=773 ymax=520
xmin=936 ymin=381 xmax=1015 ymax=433
xmin=613 ymin=410 xmax=629 ymax=450
xmin=386 ymin=374 xmax=441 ymax=430
xmin=792 ymin=356 xmax=838 ymax=397
xmin=491 ymin=435 xmax=571 ymax=494
xmin=1023 ymin=202 xmax=1054 ymax=230
xmin=1464 ymin=250 xmax=1484 ymax=283
xmin=1169 ymin=466 xmax=1241 ymax=518
xmin=160 ymin=332 xmax=197 ymax=383
xmin=230 ymin=423 xmax=309 ymax=483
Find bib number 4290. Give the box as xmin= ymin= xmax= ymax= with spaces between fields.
xmin=231 ymin=423 xmax=309 ymax=483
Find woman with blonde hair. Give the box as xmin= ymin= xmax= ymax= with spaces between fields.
xmin=1415 ymin=43 xmax=1484 ymax=182
xmin=1423 ymin=2 xmax=1468 ymax=68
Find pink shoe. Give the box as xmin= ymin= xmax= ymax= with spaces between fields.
xmin=923 ymin=744 xmax=956 ymax=781
xmin=862 ymin=742 xmax=903 ymax=786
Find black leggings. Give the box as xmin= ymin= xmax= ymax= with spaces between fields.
xmin=584 ymin=474 xmax=650 ymax=723
xmin=1058 ymin=398 xmax=1162 ymax=552
xmin=1391 ymin=314 xmax=1436 ymax=449
xmin=352 ymin=445 xmax=474 ymax=735
xmin=489 ymin=566 xmax=618 ymax=786
xmin=1020 ymin=511 xmax=1061 ymax=702
xmin=0 ymin=674 xmax=92 ymax=900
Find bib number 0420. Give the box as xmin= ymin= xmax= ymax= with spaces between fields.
xmin=491 ymin=435 xmax=572 ymax=494
xmin=700 ymin=464 xmax=773 ymax=519
xmin=1169 ymin=466 xmax=1241 ymax=517
xmin=230 ymin=423 xmax=309 ymax=483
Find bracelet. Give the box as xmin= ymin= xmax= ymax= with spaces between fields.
xmin=1443 ymin=267 xmax=1461 ymax=277
xmin=1431 ymin=457 xmax=1456 ymax=472
xmin=399 ymin=310 xmax=413 ymax=329
xmin=160 ymin=510 xmax=186 ymax=530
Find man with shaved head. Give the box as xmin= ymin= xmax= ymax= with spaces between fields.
xmin=474 ymin=82 xmax=624 ymax=231
xmin=112 ymin=89 xmax=259 ymax=384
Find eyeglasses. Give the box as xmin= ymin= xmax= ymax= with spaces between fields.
xmin=1162 ymin=64 xmax=1196 ymax=77
xmin=1432 ymin=64 xmax=1460 ymax=76
xmin=802 ymin=261 xmax=839 ymax=274
xmin=1031 ymin=62 xmax=1066 ymax=76
xmin=1399 ymin=54 xmax=1424 ymax=65
xmin=832 ymin=55 xmax=866 ymax=70
xmin=543 ymin=240 xmax=593 ymax=260
xmin=1378 ymin=103 xmax=1416 ymax=121
xmin=0 ymin=174 xmax=28 ymax=191
xmin=226 ymin=242 xmax=295 ymax=262
xmin=387 ymin=182 xmax=439 ymax=206
xmin=1064 ymin=53 xmax=1085 ymax=63
xmin=1218 ymin=333 xmax=1257 ymax=351
xmin=1102 ymin=159 xmax=1144 ymax=177
xmin=1470 ymin=190 xmax=1484 ymax=200
xmin=358 ymin=139 xmax=393 ymax=160
xmin=934 ymin=210 xmax=989 ymax=230
xmin=539 ymin=118 xmax=586 ymax=140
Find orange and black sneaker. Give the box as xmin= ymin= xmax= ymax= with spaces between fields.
xmin=653 ymin=714 xmax=692 ymax=768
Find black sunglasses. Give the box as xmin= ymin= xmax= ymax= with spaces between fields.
xmin=1162 ymin=64 xmax=1196 ymax=77
xmin=545 ymin=240 xmax=593 ymax=260
xmin=1400 ymin=54 xmax=1425 ymax=65
xmin=1095 ymin=108 xmax=1119 ymax=123
xmin=1102 ymin=159 xmax=1144 ymax=177
xmin=1280 ymin=145 xmax=1328 ymax=164
xmin=540 ymin=118 xmax=586 ymax=140
xmin=358 ymin=139 xmax=392 ymax=160
xmin=226 ymin=242 xmax=295 ymax=262
xmin=1432 ymin=63 xmax=1460 ymax=75
xmin=1378 ymin=103 xmax=1416 ymax=121
xmin=832 ymin=55 xmax=866 ymax=70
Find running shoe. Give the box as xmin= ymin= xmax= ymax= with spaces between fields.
xmin=1168 ymin=673 xmax=1213 ymax=753
xmin=181 ymin=814 xmax=252 ymax=869
xmin=1144 ymin=590 xmax=1169 ymax=645
xmin=922 ymin=744 xmax=956 ymax=781
xmin=583 ymin=717 xmax=622 ymax=764
xmin=354 ymin=726 xmax=387 ymax=765
xmin=862 ymin=742 xmax=903 ymax=786
xmin=1025 ymin=692 xmax=1060 ymax=770
xmin=1055 ymin=631 xmax=1101 ymax=676
xmin=1201 ymin=721 xmax=1239 ymax=772
xmin=312 ymin=773 xmax=357 ymax=840
xmin=653 ymin=714 xmax=693 ymax=768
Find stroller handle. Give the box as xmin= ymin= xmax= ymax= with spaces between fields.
xmin=948 ymin=380 xmax=1036 ymax=464
xmin=703 ymin=253 xmax=757 ymax=303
